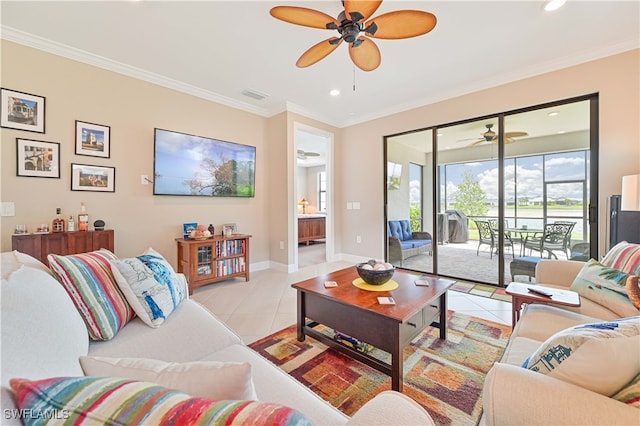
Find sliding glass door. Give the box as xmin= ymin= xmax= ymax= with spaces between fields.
xmin=385 ymin=95 xmax=597 ymax=286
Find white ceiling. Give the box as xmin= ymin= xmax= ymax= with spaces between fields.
xmin=2 ymin=1 xmax=638 ymax=131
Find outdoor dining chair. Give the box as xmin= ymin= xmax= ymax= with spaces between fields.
xmin=524 ymin=221 xmax=576 ymax=259
xmin=475 ymin=219 xmax=514 ymax=259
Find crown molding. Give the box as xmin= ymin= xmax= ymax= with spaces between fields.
xmin=1 ymin=26 xmax=275 ymax=118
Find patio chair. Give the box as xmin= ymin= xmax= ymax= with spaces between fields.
xmin=474 ymin=219 xmax=514 ymax=259
xmin=524 ymin=221 xmax=575 ymax=259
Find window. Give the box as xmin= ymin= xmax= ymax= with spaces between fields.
xmin=318 ymin=171 xmax=326 ymax=212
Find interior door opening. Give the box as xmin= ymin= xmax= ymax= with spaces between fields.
xmin=294 ymin=125 xmax=333 ymax=270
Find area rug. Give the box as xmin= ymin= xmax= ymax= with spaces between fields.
xmin=249 ymin=311 xmax=511 ymax=425
xmin=450 ymin=281 xmax=513 ymax=302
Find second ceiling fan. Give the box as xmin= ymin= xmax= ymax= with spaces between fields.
xmin=270 ymin=0 xmax=437 ymax=71
xmin=461 ymin=124 xmax=529 ymax=147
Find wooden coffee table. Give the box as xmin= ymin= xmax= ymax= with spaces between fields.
xmin=291 ymin=266 xmax=454 ymax=392
xmin=505 ymin=282 xmax=581 ymax=329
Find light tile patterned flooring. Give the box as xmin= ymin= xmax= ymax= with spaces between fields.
xmin=191 ymin=246 xmax=513 ymax=344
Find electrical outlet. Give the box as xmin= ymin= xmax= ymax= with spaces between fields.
xmin=141 ymin=175 xmax=149 ymax=185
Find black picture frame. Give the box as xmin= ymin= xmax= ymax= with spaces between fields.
xmin=1 ymin=88 xmax=46 ymax=133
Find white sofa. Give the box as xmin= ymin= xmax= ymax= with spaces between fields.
xmin=482 ymin=258 xmax=640 ymax=425
xmin=1 ymin=250 xmax=434 ymax=425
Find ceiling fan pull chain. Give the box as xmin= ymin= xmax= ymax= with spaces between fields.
xmin=353 ymin=65 xmax=356 ymax=91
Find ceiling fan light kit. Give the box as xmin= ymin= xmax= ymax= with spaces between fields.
xmin=270 ymin=1 xmax=437 ymax=71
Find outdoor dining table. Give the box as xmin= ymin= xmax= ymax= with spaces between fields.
xmin=506 ymin=228 xmax=544 ymax=256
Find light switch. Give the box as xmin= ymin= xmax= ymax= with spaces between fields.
xmin=353 ymin=202 xmax=360 ymax=210
xmin=1 ymin=202 xmax=15 ymax=217
xmin=347 ymin=202 xmax=353 ymax=210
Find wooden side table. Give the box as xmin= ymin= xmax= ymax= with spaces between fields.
xmin=505 ymin=282 xmax=580 ymax=329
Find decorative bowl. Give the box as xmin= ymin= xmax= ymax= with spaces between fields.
xmin=356 ymin=263 xmax=395 ymax=285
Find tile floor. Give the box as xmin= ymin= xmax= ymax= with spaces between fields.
xmin=191 ymin=256 xmax=513 ymax=344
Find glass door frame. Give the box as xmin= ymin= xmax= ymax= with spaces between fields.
xmin=384 ymin=93 xmax=599 ymax=286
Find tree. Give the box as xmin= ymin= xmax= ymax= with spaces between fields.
xmin=453 ymin=171 xmax=488 ymax=217
xmin=186 ymin=156 xmax=239 ymax=196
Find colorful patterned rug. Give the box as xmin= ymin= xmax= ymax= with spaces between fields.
xmin=249 ymin=311 xmax=511 ymax=425
xmin=450 ymin=281 xmax=513 ymax=302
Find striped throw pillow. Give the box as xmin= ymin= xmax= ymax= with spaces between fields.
xmin=613 ymin=372 xmax=640 ymax=408
xmin=602 ymin=241 xmax=640 ymax=275
xmin=48 ymin=249 xmax=134 ymax=341
xmin=10 ymin=376 xmax=313 ymax=426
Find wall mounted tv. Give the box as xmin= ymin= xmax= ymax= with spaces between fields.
xmin=153 ymin=128 xmax=256 ymax=197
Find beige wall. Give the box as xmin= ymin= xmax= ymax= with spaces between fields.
xmin=1 ymin=41 xmax=273 ymax=268
xmin=2 ymin=40 xmax=638 ymax=269
xmin=341 ymin=49 xmax=640 ymax=259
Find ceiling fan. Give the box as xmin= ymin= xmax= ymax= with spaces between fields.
xmin=270 ymin=0 xmax=437 ymax=71
xmin=297 ymin=149 xmax=321 ymax=160
xmin=459 ymin=124 xmax=529 ymax=146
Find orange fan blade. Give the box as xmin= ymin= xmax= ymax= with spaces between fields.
xmin=270 ymin=6 xmax=340 ymax=29
xmin=297 ymin=37 xmax=343 ymax=68
xmin=349 ymin=37 xmax=381 ymax=72
xmin=365 ymin=10 xmax=437 ymax=39
xmin=344 ymin=0 xmax=382 ymax=21
xmin=505 ymin=131 xmax=529 ymax=138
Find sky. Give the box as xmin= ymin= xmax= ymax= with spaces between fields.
xmin=410 ymin=151 xmax=589 ymax=205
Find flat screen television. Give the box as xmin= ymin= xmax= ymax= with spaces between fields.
xmin=153 ymin=128 xmax=256 ymax=197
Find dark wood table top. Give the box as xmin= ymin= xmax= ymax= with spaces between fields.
xmin=292 ymin=266 xmax=454 ymax=323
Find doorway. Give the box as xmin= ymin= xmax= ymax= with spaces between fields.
xmin=294 ymin=124 xmax=334 ymax=270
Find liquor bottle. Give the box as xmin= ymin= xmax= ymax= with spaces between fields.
xmin=78 ymin=203 xmax=89 ymax=231
xmin=52 ymin=208 xmax=65 ymax=233
xmin=67 ymin=215 xmax=76 ymax=232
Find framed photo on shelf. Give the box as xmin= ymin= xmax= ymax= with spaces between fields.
xmin=1 ymin=88 xmax=46 ymax=133
xmin=75 ymin=120 xmax=111 ymax=158
xmin=223 ymin=223 xmax=237 ymax=237
xmin=183 ymin=222 xmax=197 ymax=239
xmin=71 ymin=163 xmax=115 ymax=192
xmin=16 ymin=138 xmax=60 ymax=178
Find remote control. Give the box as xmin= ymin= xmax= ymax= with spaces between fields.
xmin=528 ymin=287 xmax=552 ymax=297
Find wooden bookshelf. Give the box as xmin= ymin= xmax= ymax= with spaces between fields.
xmin=176 ymin=234 xmax=251 ymax=294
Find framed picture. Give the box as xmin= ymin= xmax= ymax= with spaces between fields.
xmin=16 ymin=138 xmax=60 ymax=178
xmin=75 ymin=120 xmax=111 ymax=158
xmin=1 ymin=88 xmax=46 ymax=133
xmin=71 ymin=163 xmax=115 ymax=192
xmin=223 ymin=223 xmax=238 ymax=237
xmin=183 ymin=222 xmax=198 ymax=239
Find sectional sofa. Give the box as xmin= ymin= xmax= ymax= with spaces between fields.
xmin=483 ymin=242 xmax=640 ymax=425
xmin=1 ymin=249 xmax=434 ymax=425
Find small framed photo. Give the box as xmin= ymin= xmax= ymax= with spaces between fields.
xmin=183 ymin=222 xmax=198 ymax=239
xmin=75 ymin=120 xmax=111 ymax=158
xmin=223 ymin=223 xmax=238 ymax=237
xmin=71 ymin=163 xmax=115 ymax=192
xmin=16 ymin=138 xmax=60 ymax=178
xmin=1 ymin=88 xmax=46 ymax=133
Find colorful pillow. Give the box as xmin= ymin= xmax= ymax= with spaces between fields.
xmin=79 ymin=356 xmax=257 ymax=400
xmin=10 ymin=376 xmax=312 ymax=426
xmin=613 ymin=372 xmax=640 ymax=408
xmin=569 ymin=259 xmax=639 ymax=317
xmin=47 ymin=249 xmax=134 ymax=341
xmin=602 ymin=241 xmax=640 ymax=275
xmin=522 ymin=316 xmax=640 ymax=396
xmin=110 ymin=255 xmax=184 ymax=327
